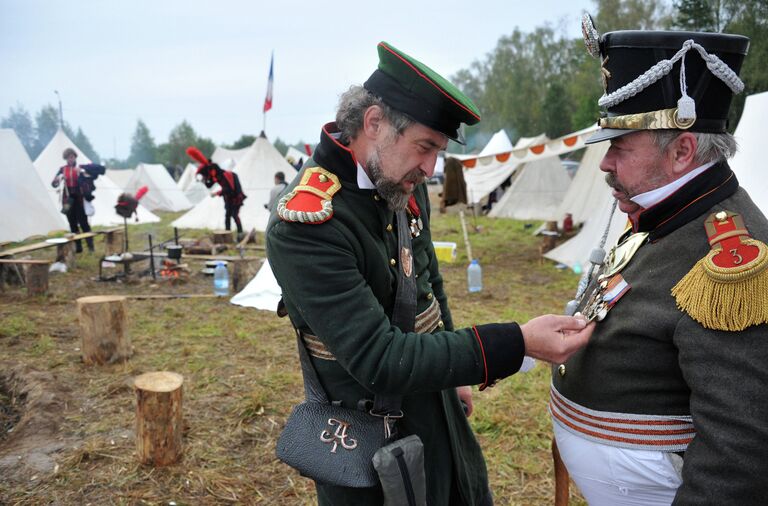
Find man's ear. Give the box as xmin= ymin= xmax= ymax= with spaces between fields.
xmin=668 ymin=132 xmax=698 ymax=175
xmin=362 ymin=105 xmax=386 ymax=140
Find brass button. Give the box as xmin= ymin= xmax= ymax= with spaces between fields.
xmin=390 ymin=258 xmax=396 ymax=267
xmin=374 ymin=194 xmax=381 ymax=201
xmin=426 ymin=293 xmax=433 ymax=300
xmin=386 ymin=224 xmax=393 ymax=232
xmin=318 ymin=174 xmax=328 ymax=183
xmin=558 ymin=364 xmax=566 ymax=377
xmin=437 ymin=320 xmax=444 ymax=329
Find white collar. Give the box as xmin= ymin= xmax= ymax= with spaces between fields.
xmin=630 ymin=161 xmax=717 ymax=209
xmin=357 ymin=162 xmax=375 ymax=190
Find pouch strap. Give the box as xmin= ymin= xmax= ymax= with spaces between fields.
xmin=295 ymin=329 xmax=330 ymax=404
xmin=372 ymin=209 xmax=416 ymax=417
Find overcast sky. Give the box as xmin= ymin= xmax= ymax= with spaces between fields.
xmin=1 ymin=0 xmax=594 ymax=160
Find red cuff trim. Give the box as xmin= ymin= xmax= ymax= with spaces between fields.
xmin=472 ymin=325 xmax=489 ymax=390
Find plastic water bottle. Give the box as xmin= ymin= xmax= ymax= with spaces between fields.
xmin=213 ymin=261 xmax=229 ymax=296
xmin=467 ymin=259 xmax=483 ymax=293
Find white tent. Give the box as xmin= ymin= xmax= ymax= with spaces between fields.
xmin=211 ymin=145 xmax=250 ymax=166
xmin=551 ymin=143 xmax=610 ymax=225
xmin=730 ymin=91 xmax=768 ymax=215
xmin=478 ymin=129 xmax=514 ymax=157
xmin=33 ymin=129 xmax=160 ymax=226
xmin=0 ymin=129 xmax=67 ymax=242
xmin=544 ymin=142 xmax=627 ymax=271
xmin=544 ymin=195 xmax=627 ymax=272
xmin=177 ymin=163 xmax=208 ymax=204
xmin=125 ymin=163 xmax=192 ymax=212
xmin=229 ymin=259 xmax=281 ymax=311
xmin=463 ymin=134 xmax=548 ymax=205
xmin=172 ymin=135 xmax=298 ymax=232
xmin=106 ymin=169 xmax=134 ymax=190
xmin=488 ymin=154 xmax=572 ymax=221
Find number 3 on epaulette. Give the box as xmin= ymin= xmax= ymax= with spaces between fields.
xmin=672 ymin=210 xmax=768 ymax=331
xmin=277 ymin=167 xmax=341 ymax=224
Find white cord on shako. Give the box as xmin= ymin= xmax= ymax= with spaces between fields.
xmin=598 ymin=39 xmax=745 ymax=121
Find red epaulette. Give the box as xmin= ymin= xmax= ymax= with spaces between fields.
xmin=672 ymin=210 xmax=768 ymax=331
xmin=277 ymin=167 xmax=341 ymax=224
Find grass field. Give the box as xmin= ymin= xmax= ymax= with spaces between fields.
xmin=0 ymin=205 xmax=586 ymax=505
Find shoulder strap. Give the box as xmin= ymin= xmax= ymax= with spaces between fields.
xmin=372 ymin=209 xmax=416 ymax=417
xmin=295 ymin=329 xmax=331 ymax=403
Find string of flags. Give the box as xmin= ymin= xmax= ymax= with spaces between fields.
xmin=456 ymin=124 xmax=599 ymax=169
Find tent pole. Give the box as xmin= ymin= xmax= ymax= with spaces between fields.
xmin=459 ymin=210 xmax=473 ymax=261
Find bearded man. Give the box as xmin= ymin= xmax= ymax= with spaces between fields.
xmin=265 ymin=41 xmax=594 ymax=506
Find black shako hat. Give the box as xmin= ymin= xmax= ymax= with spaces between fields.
xmin=582 ymin=16 xmax=750 ymax=144
xmin=363 ymin=41 xmax=481 ymax=143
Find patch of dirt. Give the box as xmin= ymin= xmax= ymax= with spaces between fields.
xmin=0 ymin=362 xmax=77 ymax=483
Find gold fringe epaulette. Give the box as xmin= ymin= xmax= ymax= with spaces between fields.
xmin=672 ymin=211 xmax=768 ymax=331
xmin=277 ymin=167 xmax=341 ymax=224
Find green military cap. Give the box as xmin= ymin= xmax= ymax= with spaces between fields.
xmin=364 ymin=41 xmax=481 ymax=143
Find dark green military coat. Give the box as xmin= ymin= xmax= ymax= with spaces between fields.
xmin=553 ymin=163 xmax=768 ymax=504
xmin=267 ymin=123 xmax=525 ymax=506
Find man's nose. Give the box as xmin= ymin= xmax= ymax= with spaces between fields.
xmin=599 ymin=155 xmax=614 ymax=173
xmin=421 ymin=153 xmax=438 ymax=177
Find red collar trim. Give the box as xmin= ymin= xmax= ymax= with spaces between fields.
xmin=322 ymin=123 xmax=359 ymax=167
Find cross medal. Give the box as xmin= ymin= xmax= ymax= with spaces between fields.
xmin=581 ymin=231 xmax=648 ymax=322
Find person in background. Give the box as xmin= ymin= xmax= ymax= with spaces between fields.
xmin=440 ymin=156 xmax=467 ymax=214
xmin=265 ymin=171 xmax=288 ymax=211
xmin=552 ymin=19 xmax=768 ymax=505
xmin=51 ymin=147 xmax=94 ymax=253
xmin=266 ymin=41 xmax=594 ymax=506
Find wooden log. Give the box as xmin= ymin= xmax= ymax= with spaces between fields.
xmin=236 ymin=228 xmax=257 ymax=248
xmin=212 ymin=230 xmax=233 ymax=244
xmin=25 ymin=262 xmax=50 ymax=296
xmin=56 ymin=241 xmax=77 ymax=269
xmin=134 ymin=371 xmax=184 ymax=466
xmin=552 ymin=437 xmax=570 ymax=506
xmin=231 ymin=259 xmax=258 ymax=293
xmin=105 ymin=228 xmax=126 ymax=256
xmin=77 ymin=295 xmax=132 ymax=365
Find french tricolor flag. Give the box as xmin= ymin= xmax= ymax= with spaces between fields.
xmin=263 ymin=52 xmax=274 ymax=113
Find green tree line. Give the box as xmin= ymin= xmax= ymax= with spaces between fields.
xmin=451 ymin=0 xmax=768 ymax=151
xmin=0 ymin=103 xmax=309 ymax=179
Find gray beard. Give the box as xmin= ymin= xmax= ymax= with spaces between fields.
xmin=367 ymin=154 xmax=411 ymax=212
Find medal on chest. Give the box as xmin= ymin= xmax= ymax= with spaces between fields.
xmin=581 ymin=231 xmax=648 ymax=322
xmin=406 ymin=195 xmax=423 ymax=238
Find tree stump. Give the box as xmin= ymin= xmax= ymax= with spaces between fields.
xmin=134 ymin=371 xmax=184 ymax=466
xmin=56 ymin=241 xmax=77 ymax=269
xmin=25 ymin=261 xmax=50 ymax=296
xmin=212 ymin=230 xmax=233 ymax=244
xmin=105 ymin=228 xmax=126 ymax=256
xmin=231 ymin=259 xmax=257 ymax=293
xmin=77 ymin=295 xmax=132 ymax=365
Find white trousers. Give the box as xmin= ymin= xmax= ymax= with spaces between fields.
xmin=553 ymin=422 xmax=682 ymax=506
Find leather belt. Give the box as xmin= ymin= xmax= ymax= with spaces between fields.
xmin=301 ymin=297 xmax=442 ymax=361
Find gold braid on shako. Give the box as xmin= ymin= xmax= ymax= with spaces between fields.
xmin=277 ymin=167 xmax=341 ymax=224
xmin=672 ymin=211 xmax=768 ymax=331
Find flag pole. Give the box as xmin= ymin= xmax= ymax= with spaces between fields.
xmin=262 ymin=51 xmax=274 ymax=136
